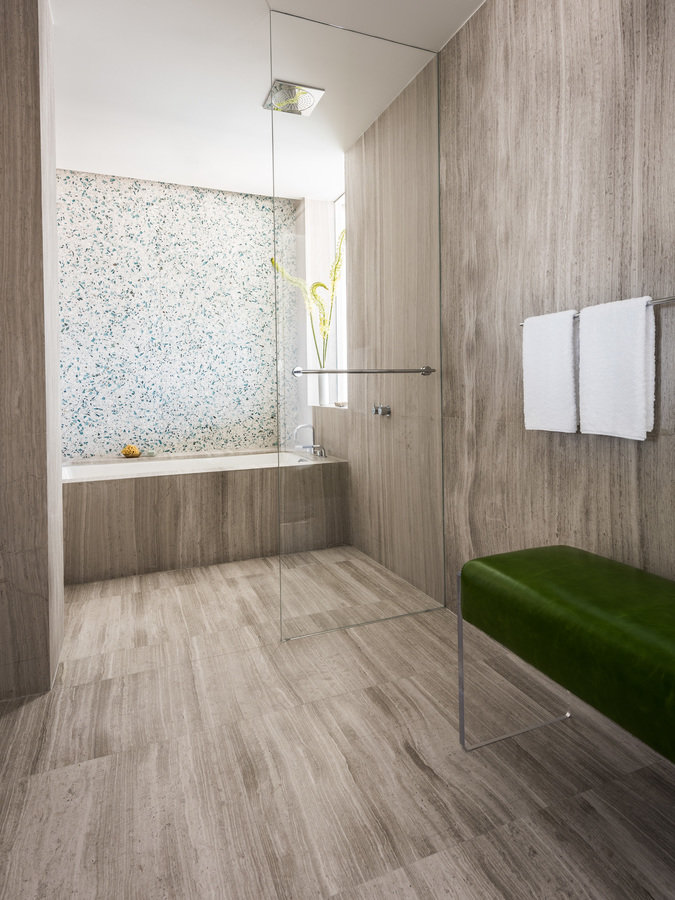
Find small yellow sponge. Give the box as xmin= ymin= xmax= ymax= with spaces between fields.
xmin=121 ymin=444 xmax=141 ymax=458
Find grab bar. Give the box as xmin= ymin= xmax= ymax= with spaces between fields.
xmin=292 ymin=365 xmax=436 ymax=377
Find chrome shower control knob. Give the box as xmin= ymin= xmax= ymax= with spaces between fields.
xmin=371 ymin=404 xmax=391 ymax=417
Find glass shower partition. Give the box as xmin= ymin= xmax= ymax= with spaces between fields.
xmin=270 ymin=12 xmax=444 ymax=639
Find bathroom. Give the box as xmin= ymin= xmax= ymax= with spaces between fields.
xmin=1 ymin=0 xmax=674 ymax=897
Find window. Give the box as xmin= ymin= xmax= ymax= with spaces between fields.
xmin=300 ymin=195 xmax=347 ymax=408
xmin=333 ymin=193 xmax=347 ymax=406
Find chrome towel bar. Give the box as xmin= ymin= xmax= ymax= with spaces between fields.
xmin=519 ymin=295 xmax=675 ymax=326
xmin=292 ymin=365 xmax=435 ymax=377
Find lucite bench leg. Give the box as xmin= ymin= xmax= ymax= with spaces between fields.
xmin=457 ymin=573 xmax=571 ymax=751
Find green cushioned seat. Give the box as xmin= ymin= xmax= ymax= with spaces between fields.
xmin=460 ymin=545 xmax=675 ymax=763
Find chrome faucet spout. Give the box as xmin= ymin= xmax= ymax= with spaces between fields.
xmin=292 ymin=423 xmax=315 ymax=446
xmin=292 ymin=423 xmax=326 ymax=457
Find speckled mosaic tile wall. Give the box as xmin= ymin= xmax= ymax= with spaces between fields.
xmin=57 ymin=170 xmax=297 ymax=459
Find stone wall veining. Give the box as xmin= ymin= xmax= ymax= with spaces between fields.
xmin=440 ymin=0 xmax=675 ymax=599
xmin=313 ymin=60 xmax=444 ymax=604
xmin=0 ymin=0 xmax=62 ymax=698
xmin=333 ymin=0 xmax=675 ymax=612
xmin=57 ymin=171 xmax=296 ymax=458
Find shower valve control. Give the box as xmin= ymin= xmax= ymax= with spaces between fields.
xmin=372 ymin=404 xmax=391 ymax=417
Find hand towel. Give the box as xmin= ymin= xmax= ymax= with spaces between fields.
xmin=579 ymin=296 xmax=655 ymax=440
xmin=522 ymin=309 xmax=578 ymax=432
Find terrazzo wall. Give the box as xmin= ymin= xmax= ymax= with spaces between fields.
xmin=57 ymin=170 xmax=297 ymax=458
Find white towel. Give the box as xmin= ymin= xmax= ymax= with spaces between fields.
xmin=522 ymin=309 xmax=578 ymax=433
xmin=579 ymin=296 xmax=655 ymax=440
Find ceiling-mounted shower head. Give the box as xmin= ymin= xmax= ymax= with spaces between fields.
xmin=263 ymin=80 xmax=325 ymax=116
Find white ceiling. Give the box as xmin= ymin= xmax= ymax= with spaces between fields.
xmin=53 ymin=1 xmax=484 ymax=200
xmin=269 ymin=0 xmax=484 ymax=51
xmin=270 ymin=12 xmax=433 ymax=199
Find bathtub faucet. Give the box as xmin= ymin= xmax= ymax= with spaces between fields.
xmin=292 ymin=423 xmax=326 ymax=457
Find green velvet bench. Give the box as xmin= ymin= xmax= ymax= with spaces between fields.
xmin=457 ymin=545 xmax=675 ymax=762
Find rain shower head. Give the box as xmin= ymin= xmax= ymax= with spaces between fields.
xmin=263 ymin=80 xmax=325 ymax=116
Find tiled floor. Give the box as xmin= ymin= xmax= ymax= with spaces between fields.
xmin=0 ymin=548 xmax=673 ymax=898
xmin=279 ymin=546 xmax=442 ymax=637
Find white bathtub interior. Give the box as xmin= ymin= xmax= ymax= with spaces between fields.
xmin=62 ymin=451 xmax=334 ymax=483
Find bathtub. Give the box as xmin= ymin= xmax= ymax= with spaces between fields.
xmin=62 ymin=450 xmax=328 ymax=483
xmin=62 ymin=451 xmax=348 ymax=584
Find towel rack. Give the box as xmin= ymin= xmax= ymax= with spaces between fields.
xmin=292 ymin=365 xmax=436 ymax=377
xmin=519 ymin=295 xmax=675 ymax=327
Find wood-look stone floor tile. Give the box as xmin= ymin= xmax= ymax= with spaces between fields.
xmin=54 ymin=636 xmax=193 ymax=688
xmin=1 ymin=664 xmax=204 ymax=783
xmin=192 ymin=645 xmax=302 ymax=727
xmin=1 ymin=733 xmax=280 ymax=900
xmin=1 ymin=550 xmax=674 ymax=898
xmin=279 ymin=546 xmax=441 ymax=638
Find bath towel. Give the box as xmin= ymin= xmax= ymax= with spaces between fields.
xmin=522 ymin=309 xmax=578 ymax=432
xmin=579 ymin=296 xmax=655 ymax=440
